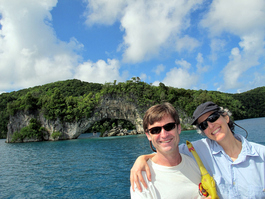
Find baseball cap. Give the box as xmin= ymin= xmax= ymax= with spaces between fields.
xmin=191 ymin=101 xmax=220 ymax=125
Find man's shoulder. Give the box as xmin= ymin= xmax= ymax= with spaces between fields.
xmin=180 ymin=153 xmax=198 ymax=164
xmin=130 ymin=161 xmax=158 ymax=199
xmin=179 ymin=153 xmax=200 ymax=172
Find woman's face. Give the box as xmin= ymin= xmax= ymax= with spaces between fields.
xmin=197 ymin=111 xmax=230 ymax=142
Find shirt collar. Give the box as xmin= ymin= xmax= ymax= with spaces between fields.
xmin=235 ymin=134 xmax=259 ymax=157
xmin=209 ymin=134 xmax=259 ymax=157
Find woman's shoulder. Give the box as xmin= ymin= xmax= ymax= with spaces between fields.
xmin=238 ymin=134 xmax=265 ymax=157
xmin=248 ymin=141 xmax=265 ymax=154
xmin=179 ymin=138 xmax=211 ymax=155
xmin=189 ymin=138 xmax=212 ymax=148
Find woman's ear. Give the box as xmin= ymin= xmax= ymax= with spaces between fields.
xmin=224 ymin=115 xmax=230 ymax=124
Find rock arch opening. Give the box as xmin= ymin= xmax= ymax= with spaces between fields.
xmin=80 ymin=118 xmax=136 ymax=137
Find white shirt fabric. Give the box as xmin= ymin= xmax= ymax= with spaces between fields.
xmin=130 ymin=153 xmax=202 ymax=199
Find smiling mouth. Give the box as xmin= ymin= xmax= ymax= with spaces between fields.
xmin=160 ymin=138 xmax=173 ymax=143
xmin=212 ymin=127 xmax=221 ymax=135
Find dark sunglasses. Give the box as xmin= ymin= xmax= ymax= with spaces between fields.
xmin=198 ymin=112 xmax=221 ymax=131
xmin=147 ymin=122 xmax=176 ymax=134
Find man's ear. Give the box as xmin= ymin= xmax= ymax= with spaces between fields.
xmin=145 ymin=132 xmax=151 ymax=141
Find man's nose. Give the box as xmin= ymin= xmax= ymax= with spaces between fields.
xmin=160 ymin=127 xmax=169 ymax=136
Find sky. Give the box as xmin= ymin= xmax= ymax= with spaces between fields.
xmin=0 ymin=0 xmax=265 ymax=94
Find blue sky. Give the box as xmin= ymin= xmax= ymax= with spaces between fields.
xmin=0 ymin=0 xmax=265 ymax=94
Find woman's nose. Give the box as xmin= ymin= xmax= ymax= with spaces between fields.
xmin=207 ymin=121 xmax=214 ymax=128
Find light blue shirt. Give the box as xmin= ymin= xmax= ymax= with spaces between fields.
xmin=179 ymin=134 xmax=265 ymax=199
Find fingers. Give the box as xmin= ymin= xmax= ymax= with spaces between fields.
xmin=130 ymin=154 xmax=153 ymax=192
xmin=130 ymin=169 xmax=143 ymax=192
xmin=135 ymin=175 xmax=143 ymax=192
xmin=130 ymin=169 xmax=136 ymax=191
xmin=145 ymin=165 xmax=151 ymax=182
xmin=138 ymin=171 xmax=147 ymax=190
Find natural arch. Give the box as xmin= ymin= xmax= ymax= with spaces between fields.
xmin=84 ymin=118 xmax=135 ymax=135
xmin=6 ymin=96 xmax=145 ymax=142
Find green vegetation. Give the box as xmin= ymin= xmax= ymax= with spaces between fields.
xmin=232 ymin=87 xmax=265 ymax=119
xmin=51 ymin=131 xmax=62 ymax=140
xmin=1 ymin=78 xmax=265 ymax=139
xmin=11 ymin=118 xmax=46 ymax=142
xmin=86 ymin=118 xmax=135 ymax=137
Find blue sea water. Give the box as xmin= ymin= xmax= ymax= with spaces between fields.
xmin=0 ymin=117 xmax=264 ymax=199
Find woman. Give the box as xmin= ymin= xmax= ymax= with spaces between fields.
xmin=130 ymin=101 xmax=265 ymax=199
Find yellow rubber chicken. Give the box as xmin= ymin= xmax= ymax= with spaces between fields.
xmin=186 ymin=140 xmax=219 ymax=199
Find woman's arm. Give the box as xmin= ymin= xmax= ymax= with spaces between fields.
xmin=130 ymin=153 xmax=155 ymax=192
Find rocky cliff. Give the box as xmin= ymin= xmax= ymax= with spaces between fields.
xmin=6 ymin=96 xmax=145 ymax=143
xmin=6 ymin=96 xmax=194 ymax=143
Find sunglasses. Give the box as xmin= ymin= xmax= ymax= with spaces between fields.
xmin=147 ymin=122 xmax=176 ymax=134
xmin=198 ymin=112 xmax=220 ymax=131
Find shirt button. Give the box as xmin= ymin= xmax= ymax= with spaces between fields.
xmin=233 ymin=182 xmax=236 ymax=185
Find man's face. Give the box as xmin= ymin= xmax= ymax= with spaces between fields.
xmin=145 ymin=114 xmax=181 ymax=155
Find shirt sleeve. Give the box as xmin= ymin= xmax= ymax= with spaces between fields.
xmin=130 ymin=171 xmax=157 ymax=199
xmin=130 ymin=186 xmax=156 ymax=199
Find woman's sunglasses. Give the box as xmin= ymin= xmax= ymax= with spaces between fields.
xmin=147 ymin=122 xmax=176 ymax=134
xmin=198 ymin=112 xmax=221 ymax=131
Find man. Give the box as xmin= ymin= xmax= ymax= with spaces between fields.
xmin=130 ymin=102 xmax=203 ymax=199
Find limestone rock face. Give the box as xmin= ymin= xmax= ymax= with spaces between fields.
xmin=6 ymin=96 xmax=193 ymax=143
xmin=6 ymin=97 xmax=145 ymax=143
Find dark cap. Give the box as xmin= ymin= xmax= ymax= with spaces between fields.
xmin=191 ymin=101 xmax=220 ymax=125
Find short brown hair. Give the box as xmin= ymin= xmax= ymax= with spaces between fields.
xmin=143 ymin=102 xmax=180 ymax=132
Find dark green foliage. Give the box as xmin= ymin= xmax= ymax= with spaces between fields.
xmin=232 ymin=87 xmax=265 ymax=119
xmin=86 ymin=118 xmax=135 ymax=136
xmin=11 ymin=118 xmax=45 ymax=142
xmin=0 ymin=78 xmax=264 ymax=139
xmin=51 ymin=131 xmax=62 ymax=140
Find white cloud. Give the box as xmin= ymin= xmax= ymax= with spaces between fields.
xmin=0 ymin=0 xmax=126 ymax=92
xmin=152 ymin=81 xmax=160 ymax=86
xmin=163 ymin=67 xmax=198 ymax=89
xmin=153 ymin=64 xmax=165 ymax=75
xmin=200 ymin=0 xmax=265 ymax=36
xmin=162 ymin=59 xmax=198 ymax=89
xmin=196 ymin=53 xmax=208 ymax=73
xmin=249 ymin=72 xmax=265 ymax=89
xmin=0 ymin=0 xmax=79 ymax=91
xmin=1 ymin=0 xmax=264 ymax=94
xmin=175 ymin=59 xmax=191 ymax=70
xmin=83 ymin=0 xmax=127 ymax=26
xmin=219 ymin=33 xmax=264 ymax=91
xmin=209 ymin=39 xmax=226 ymax=61
xmin=84 ymin=0 xmax=204 ymax=63
xmin=220 ymin=45 xmax=262 ymax=90
xmin=196 ymin=53 xmax=203 ymax=63
xmin=74 ymin=59 xmax=125 ymax=83
xmin=175 ymin=35 xmax=200 ymax=53
xmin=139 ymin=73 xmax=147 ymax=81
xmin=220 ymin=48 xmax=243 ymax=90
xmin=201 ymin=0 xmax=265 ymax=91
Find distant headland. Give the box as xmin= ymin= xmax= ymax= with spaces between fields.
xmin=1 ymin=78 xmax=264 ymax=143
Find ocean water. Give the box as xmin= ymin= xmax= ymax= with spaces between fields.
xmin=0 ymin=117 xmax=264 ymax=199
